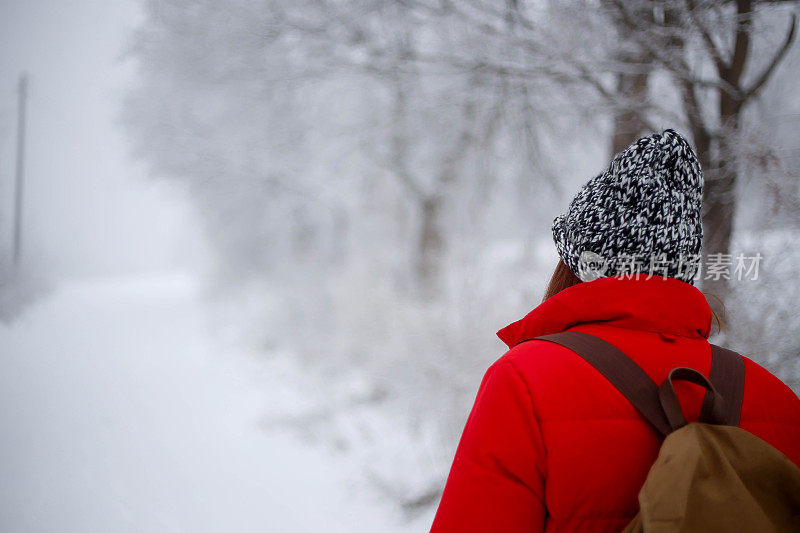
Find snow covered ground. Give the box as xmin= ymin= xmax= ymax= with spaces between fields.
xmin=0 ymin=273 xmax=433 ymax=532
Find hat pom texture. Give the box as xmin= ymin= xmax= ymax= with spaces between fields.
xmin=552 ymin=129 xmax=703 ymax=284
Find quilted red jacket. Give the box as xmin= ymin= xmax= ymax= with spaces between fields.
xmin=431 ymin=276 xmax=800 ymax=532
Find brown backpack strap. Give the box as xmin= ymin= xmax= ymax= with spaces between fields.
xmin=523 ymin=332 xmax=746 ymax=437
xmin=531 ymin=332 xmax=673 ymax=438
xmin=701 ymin=344 xmax=745 ymax=426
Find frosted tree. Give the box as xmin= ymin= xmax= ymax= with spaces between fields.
xmin=123 ymin=0 xmax=800 ymax=509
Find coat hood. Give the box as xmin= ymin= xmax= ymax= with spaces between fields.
xmin=497 ymin=276 xmax=712 ymax=349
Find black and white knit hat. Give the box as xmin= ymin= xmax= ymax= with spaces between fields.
xmin=552 ymin=129 xmax=703 ymax=284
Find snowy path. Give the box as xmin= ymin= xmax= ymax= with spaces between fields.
xmin=0 ymin=274 xmax=427 ymax=532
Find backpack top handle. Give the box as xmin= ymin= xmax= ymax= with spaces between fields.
xmin=659 ymin=367 xmax=727 ymax=432
xmin=526 ymin=331 xmax=745 ymax=438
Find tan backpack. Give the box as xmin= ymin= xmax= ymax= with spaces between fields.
xmin=535 ymin=332 xmax=800 ymax=532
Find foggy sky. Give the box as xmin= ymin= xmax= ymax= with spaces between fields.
xmin=0 ymin=0 xmax=207 ymax=280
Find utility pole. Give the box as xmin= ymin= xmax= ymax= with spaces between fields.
xmin=13 ymin=73 xmax=28 ymax=268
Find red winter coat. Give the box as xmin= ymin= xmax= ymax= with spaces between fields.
xmin=431 ymin=276 xmax=800 ymax=533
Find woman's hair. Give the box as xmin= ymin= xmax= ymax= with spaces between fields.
xmin=541 ymin=258 xmax=724 ymax=333
xmin=542 ymin=259 xmax=582 ymax=302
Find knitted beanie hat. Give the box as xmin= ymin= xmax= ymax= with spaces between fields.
xmin=552 ymin=129 xmax=703 ymax=284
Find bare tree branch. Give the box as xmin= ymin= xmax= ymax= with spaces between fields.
xmin=727 ymin=0 xmax=755 ymax=86
xmin=684 ymin=0 xmax=731 ymax=72
xmin=743 ymin=13 xmax=797 ymax=99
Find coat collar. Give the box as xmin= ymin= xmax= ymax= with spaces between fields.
xmin=497 ymin=276 xmax=712 ymax=349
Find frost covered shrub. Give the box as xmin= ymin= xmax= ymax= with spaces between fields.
xmin=725 ymin=229 xmax=800 ymax=394
xmin=277 ymin=236 xmax=556 ymax=508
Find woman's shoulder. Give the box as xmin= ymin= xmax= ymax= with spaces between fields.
xmin=731 ymin=355 xmax=800 ymax=467
xmin=740 ymin=355 xmax=800 ymax=421
xmin=496 ymin=336 xmax=592 ymax=387
xmin=492 ymin=334 xmax=626 ymax=415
